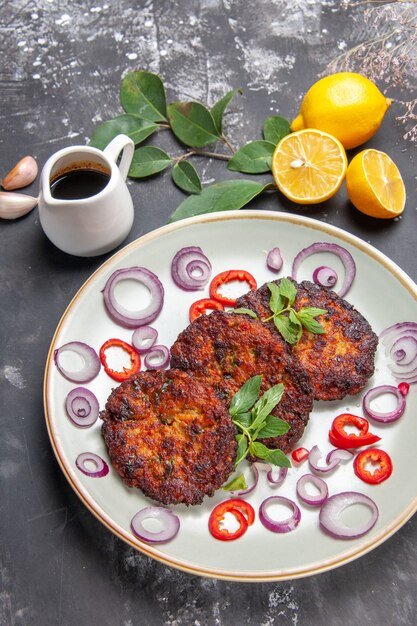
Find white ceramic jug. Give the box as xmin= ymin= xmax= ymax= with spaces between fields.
xmin=38 ymin=134 xmax=135 ymax=257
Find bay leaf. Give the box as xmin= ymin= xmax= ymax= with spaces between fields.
xmin=128 ymin=146 xmax=172 ymax=178
xmin=263 ymin=115 xmax=291 ymax=144
xmin=171 ymin=161 xmax=202 ymax=194
xmin=167 ymin=101 xmax=221 ymax=148
xmin=88 ymin=115 xmax=157 ymax=150
xmin=120 ymin=70 xmax=167 ymax=122
xmin=169 ymin=179 xmax=272 ymax=222
xmin=227 ymin=140 xmax=275 ymax=173
xmin=211 ymin=89 xmax=241 ymax=134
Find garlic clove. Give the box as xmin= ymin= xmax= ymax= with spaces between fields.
xmin=2 ymin=155 xmax=38 ymax=190
xmin=0 ymin=191 xmax=38 ymax=219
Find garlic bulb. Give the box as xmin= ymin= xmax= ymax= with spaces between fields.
xmin=0 ymin=192 xmax=38 ymax=219
xmin=2 ymin=156 xmax=38 ymax=190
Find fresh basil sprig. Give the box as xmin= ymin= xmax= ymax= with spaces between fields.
xmin=229 ymin=375 xmax=291 ymax=469
xmin=263 ymin=278 xmax=327 ymax=345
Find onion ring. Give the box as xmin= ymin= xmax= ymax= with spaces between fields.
xmin=131 ymin=325 xmax=158 ymax=353
xmin=65 ymin=387 xmax=99 ymax=428
xmin=291 ymin=242 xmax=356 ymax=297
xmin=312 ymin=265 xmax=338 ymax=288
xmin=380 ymin=322 xmax=417 ymax=384
xmin=296 ymin=474 xmax=329 ymax=506
xmin=230 ymin=464 xmax=259 ymax=497
xmin=308 ymin=445 xmax=353 ymax=474
xmin=131 ymin=506 xmax=180 ymax=544
xmin=54 ymin=341 xmax=101 ymax=383
xmin=362 ymin=384 xmax=406 ymax=423
xmin=319 ymin=491 xmax=379 ymax=539
xmin=75 ymin=452 xmax=109 ymax=477
xmin=171 ymin=246 xmax=212 ymax=291
xmin=102 ymin=266 xmax=164 ymax=328
xmin=143 ymin=344 xmax=170 ymax=370
xmin=259 ymin=496 xmax=301 ymax=533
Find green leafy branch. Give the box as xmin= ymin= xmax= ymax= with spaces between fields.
xmin=228 ymin=375 xmax=291 ymax=471
xmin=88 ymin=70 xmax=291 ymax=220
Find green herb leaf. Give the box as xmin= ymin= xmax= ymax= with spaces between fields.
xmin=278 ymin=277 xmax=297 ymax=306
xmin=120 ymin=70 xmax=167 ymax=122
xmin=211 ymin=89 xmax=241 ymax=134
xmin=298 ymin=307 xmax=328 ymax=318
xmin=128 ymin=146 xmax=172 ymax=178
xmin=268 ymin=282 xmax=284 ymax=314
xmin=231 ymin=307 xmax=258 ymax=319
xmin=169 ymin=180 xmax=272 ymax=222
xmin=88 ymin=115 xmax=158 ymax=150
xmin=251 ymin=383 xmax=284 ymax=430
xmin=297 ymin=312 xmax=326 ymax=334
xmin=229 ymin=375 xmax=262 ymax=418
xmin=257 ymin=414 xmax=290 ymax=438
xmin=172 ymin=161 xmax=202 ymax=194
xmin=235 ymin=434 xmax=249 ymax=466
xmin=263 ymin=115 xmax=291 ymax=145
xmin=222 ymin=473 xmax=247 ymax=492
xmin=227 ymin=140 xmax=275 ymax=174
xmin=289 ymin=309 xmax=303 ymax=343
xmin=264 ymin=447 xmax=292 ymax=468
xmin=274 ymin=314 xmax=298 ymax=345
xmin=167 ymin=101 xmax=221 ymax=147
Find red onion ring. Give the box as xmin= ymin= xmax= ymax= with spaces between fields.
xmin=171 ymin=246 xmax=212 ymax=291
xmin=75 ymin=452 xmax=109 ymax=477
xmin=308 ymin=445 xmax=353 ymax=474
xmin=319 ymin=491 xmax=379 ymax=539
xmin=296 ymin=474 xmax=329 ymax=506
xmin=362 ymin=384 xmax=406 ymax=423
xmin=266 ymin=247 xmax=283 ymax=273
xmin=380 ymin=322 xmax=417 ymax=384
xmin=291 ymin=242 xmax=356 ymax=297
xmin=65 ymin=387 xmax=99 ymax=428
xmin=54 ymin=341 xmax=101 ymax=383
xmin=143 ymin=344 xmax=170 ymax=370
xmin=131 ymin=506 xmax=180 ymax=544
xmin=131 ymin=325 xmax=158 ymax=353
xmin=253 ymin=462 xmax=288 ymax=486
xmin=230 ymin=464 xmax=259 ymax=497
xmin=259 ymin=496 xmax=301 ymax=533
xmin=102 ymin=266 xmax=164 ymax=328
xmin=312 ymin=265 xmax=338 ymax=288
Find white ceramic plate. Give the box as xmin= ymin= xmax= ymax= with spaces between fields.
xmin=44 ymin=210 xmax=417 ymax=581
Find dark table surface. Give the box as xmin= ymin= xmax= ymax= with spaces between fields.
xmin=1 ymin=1 xmax=417 ymax=624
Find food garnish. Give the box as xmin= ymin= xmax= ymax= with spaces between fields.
xmin=54 ymin=341 xmax=101 ymax=383
xmin=142 ymin=344 xmax=170 ymax=370
xmin=346 ymin=149 xmax=405 ymax=219
xmin=209 ymin=269 xmax=257 ymax=307
xmin=75 ymin=452 xmax=109 ymax=478
xmin=328 ymin=413 xmax=381 ymax=449
xmin=103 ymin=266 xmax=164 ymax=328
xmin=312 ymin=266 xmax=337 ymax=289
xmin=379 ymin=322 xmax=417 ymax=384
xmin=362 ymin=385 xmax=406 ymax=423
xmin=262 ymin=277 xmax=327 ymax=345
xmin=291 ymin=242 xmax=356 ymax=298
xmin=296 ymin=474 xmax=328 ymax=507
xmin=99 ymin=338 xmax=141 ymax=382
xmin=291 ymin=447 xmax=309 ymax=463
xmin=65 ymin=387 xmax=99 ymax=428
xmin=259 ymin=496 xmax=301 ymax=533
xmin=229 ymin=375 xmax=290 ymax=468
xmin=131 ymin=506 xmax=180 ymax=544
xmin=208 ymin=499 xmax=255 ymax=541
xmin=353 ymin=449 xmax=393 ymax=485
xmin=308 ymin=445 xmax=353 ymax=475
xmin=189 ymin=297 xmax=224 ymax=322
xmin=271 ymin=129 xmax=347 ymax=204
xmin=290 ymin=72 xmax=391 ymax=149
xmin=131 ymin=325 xmax=158 ymax=353
xmin=171 ymin=246 xmax=212 ymax=291
xmin=319 ymin=492 xmax=379 ymax=539
xmin=266 ymin=247 xmax=283 ymax=273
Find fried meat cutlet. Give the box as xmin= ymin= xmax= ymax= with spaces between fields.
xmin=101 ymin=369 xmax=237 ymax=505
xmin=235 ymin=279 xmax=378 ymax=401
xmin=170 ymin=311 xmax=314 ymax=454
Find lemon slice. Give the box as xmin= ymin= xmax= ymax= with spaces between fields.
xmin=346 ymin=149 xmax=406 ymax=219
xmin=272 ymin=129 xmax=347 ymax=204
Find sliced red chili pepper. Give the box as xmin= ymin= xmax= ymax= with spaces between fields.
xmin=291 ymin=447 xmax=309 ymax=463
xmin=99 ymin=338 xmax=141 ymax=382
xmin=189 ymin=298 xmax=224 ymax=322
xmin=208 ymin=498 xmax=255 ymax=541
xmin=329 ymin=413 xmax=381 ymax=449
xmin=209 ymin=270 xmax=257 ymax=307
xmin=354 ymin=448 xmax=393 ymax=485
xmin=398 ymin=382 xmax=410 ymax=397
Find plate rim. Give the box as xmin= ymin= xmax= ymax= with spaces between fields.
xmin=43 ymin=209 xmax=417 ymax=581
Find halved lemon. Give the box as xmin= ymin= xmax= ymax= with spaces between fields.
xmin=272 ymin=129 xmax=347 ymax=204
xmin=346 ymin=149 xmax=406 ymax=219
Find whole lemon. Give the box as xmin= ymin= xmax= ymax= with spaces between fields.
xmin=291 ymin=73 xmax=392 ymax=150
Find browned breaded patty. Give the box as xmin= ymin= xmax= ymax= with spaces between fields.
xmin=101 ymin=369 xmax=237 ymax=505
xmin=170 ymin=311 xmax=314 ymax=453
xmin=235 ymin=279 xmax=378 ymax=401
